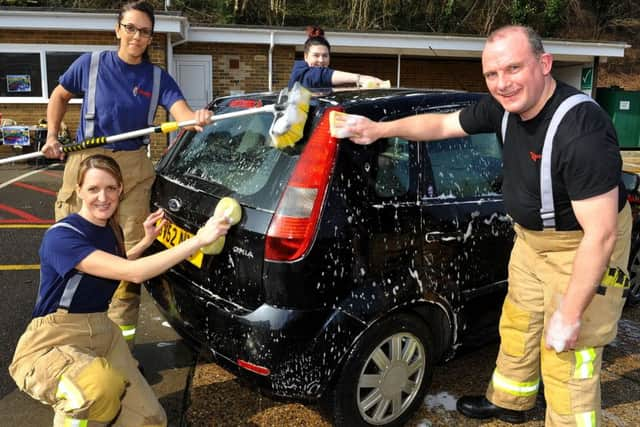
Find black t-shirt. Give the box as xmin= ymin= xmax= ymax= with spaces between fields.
xmin=459 ymin=81 xmax=625 ymax=231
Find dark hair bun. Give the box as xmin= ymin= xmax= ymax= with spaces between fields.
xmin=305 ymin=25 xmax=325 ymax=38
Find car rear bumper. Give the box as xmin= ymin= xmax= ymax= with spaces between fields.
xmin=145 ymin=269 xmax=366 ymax=399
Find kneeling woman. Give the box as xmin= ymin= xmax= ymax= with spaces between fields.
xmin=10 ymin=154 xmax=231 ymax=427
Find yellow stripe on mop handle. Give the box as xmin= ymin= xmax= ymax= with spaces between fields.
xmin=0 ymin=84 xmax=311 ymax=165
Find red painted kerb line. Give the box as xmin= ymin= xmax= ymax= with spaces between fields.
xmin=12 ymin=181 xmax=57 ymax=196
xmin=0 ymin=203 xmax=53 ymax=223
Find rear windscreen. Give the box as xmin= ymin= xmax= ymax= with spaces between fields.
xmin=163 ymin=111 xmax=304 ymax=211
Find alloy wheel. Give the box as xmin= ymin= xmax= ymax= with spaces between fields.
xmin=356 ymin=332 xmax=426 ymax=425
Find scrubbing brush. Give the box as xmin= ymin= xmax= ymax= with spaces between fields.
xmin=269 ymin=82 xmax=312 ymax=149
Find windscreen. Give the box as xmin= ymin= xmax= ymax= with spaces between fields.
xmin=164 ymin=111 xmax=305 ymax=210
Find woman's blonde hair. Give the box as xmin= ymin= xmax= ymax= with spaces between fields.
xmin=77 ymin=154 xmax=123 ymax=188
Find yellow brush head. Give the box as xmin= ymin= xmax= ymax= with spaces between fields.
xmin=269 ymin=83 xmax=311 ymax=149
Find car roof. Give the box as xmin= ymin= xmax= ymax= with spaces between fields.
xmin=212 ymin=87 xmax=487 ymax=115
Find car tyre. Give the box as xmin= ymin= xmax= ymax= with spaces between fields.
xmin=627 ymin=242 xmax=640 ymax=306
xmin=332 ymin=313 xmax=434 ymax=427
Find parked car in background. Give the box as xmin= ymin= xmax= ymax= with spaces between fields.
xmin=144 ymin=88 xmax=637 ymax=426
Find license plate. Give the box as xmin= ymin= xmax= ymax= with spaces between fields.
xmin=156 ymin=221 xmax=204 ymax=268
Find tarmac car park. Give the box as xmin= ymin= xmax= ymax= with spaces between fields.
xmin=1 ymin=89 xmax=639 ymax=426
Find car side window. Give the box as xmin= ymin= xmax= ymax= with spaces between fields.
xmin=375 ymin=137 xmax=410 ymax=198
xmin=426 ymin=133 xmax=502 ymax=198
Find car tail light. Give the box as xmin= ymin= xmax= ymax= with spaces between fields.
xmin=265 ymin=107 xmax=342 ymax=261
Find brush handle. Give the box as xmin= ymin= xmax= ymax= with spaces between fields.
xmin=0 ymin=88 xmax=309 ymax=165
xmin=0 ymin=151 xmax=44 ymax=165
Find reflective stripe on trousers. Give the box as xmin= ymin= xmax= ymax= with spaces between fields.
xmin=119 ymin=324 xmax=136 ymax=341
xmin=491 ymin=369 xmax=539 ymax=397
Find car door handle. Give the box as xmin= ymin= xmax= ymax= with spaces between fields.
xmin=425 ymin=231 xmax=463 ymax=243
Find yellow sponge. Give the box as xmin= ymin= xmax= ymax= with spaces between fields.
xmin=329 ymin=111 xmax=366 ymax=139
xmin=215 ymin=197 xmax=242 ymax=226
xmin=200 ymin=197 xmax=242 ymax=255
xmin=361 ymin=80 xmax=391 ymax=89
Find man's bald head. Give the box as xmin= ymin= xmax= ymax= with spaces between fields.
xmin=486 ymin=25 xmax=545 ymax=59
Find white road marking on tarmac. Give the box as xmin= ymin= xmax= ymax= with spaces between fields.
xmin=0 ymin=163 xmax=60 ymax=190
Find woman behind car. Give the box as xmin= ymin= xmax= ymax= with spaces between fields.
xmin=288 ymin=25 xmax=384 ymax=89
xmin=9 ymin=154 xmax=230 ymax=427
xmin=41 ymin=0 xmax=212 ymax=349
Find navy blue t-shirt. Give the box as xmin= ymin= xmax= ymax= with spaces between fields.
xmin=288 ymin=60 xmax=334 ymax=89
xmin=59 ymin=50 xmax=185 ymax=151
xmin=33 ymin=214 xmax=123 ymax=317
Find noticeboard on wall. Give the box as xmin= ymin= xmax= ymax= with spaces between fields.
xmin=1 ymin=126 xmax=30 ymax=146
xmin=6 ymin=74 xmax=32 ymax=93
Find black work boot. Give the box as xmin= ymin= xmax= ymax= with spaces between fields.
xmin=456 ymin=395 xmax=526 ymax=424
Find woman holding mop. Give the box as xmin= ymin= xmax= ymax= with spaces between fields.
xmin=41 ymin=0 xmax=211 ymax=349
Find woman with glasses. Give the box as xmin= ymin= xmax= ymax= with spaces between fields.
xmin=41 ymin=0 xmax=211 ymax=351
xmin=288 ymin=26 xmax=384 ymax=89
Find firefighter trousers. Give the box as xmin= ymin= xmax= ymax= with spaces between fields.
xmin=486 ymin=203 xmax=631 ymax=427
xmin=9 ymin=311 xmax=166 ymax=426
xmin=55 ymin=148 xmax=155 ymax=348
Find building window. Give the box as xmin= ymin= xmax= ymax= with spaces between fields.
xmin=46 ymin=52 xmax=85 ymax=98
xmin=0 ymin=53 xmax=42 ymax=97
xmin=0 ymin=45 xmax=113 ymax=103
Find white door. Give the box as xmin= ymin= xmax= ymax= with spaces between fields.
xmin=175 ymin=54 xmax=212 ymax=110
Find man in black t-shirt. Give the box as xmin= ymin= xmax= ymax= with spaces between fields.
xmin=339 ymin=25 xmax=631 ymax=426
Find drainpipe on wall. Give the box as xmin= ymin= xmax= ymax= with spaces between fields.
xmin=592 ymin=56 xmax=600 ymax=98
xmin=166 ymin=33 xmax=189 ymax=146
xmin=397 ymin=54 xmax=402 ymax=88
xmin=166 ymin=33 xmax=173 ymax=76
xmin=168 ymin=33 xmax=189 ymax=77
xmin=268 ymin=31 xmax=274 ymax=92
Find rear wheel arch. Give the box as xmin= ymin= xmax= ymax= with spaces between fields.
xmin=408 ymin=302 xmax=453 ymax=362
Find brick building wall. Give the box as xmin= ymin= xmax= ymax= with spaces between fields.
xmin=174 ymin=42 xmax=295 ymax=95
xmin=316 ymin=55 xmax=486 ymax=91
xmin=1 ymin=29 xmax=170 ymax=160
xmin=173 ymin=44 xmax=486 ymax=96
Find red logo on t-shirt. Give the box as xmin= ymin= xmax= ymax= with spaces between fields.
xmin=529 ymin=151 xmax=542 ymax=162
xmin=132 ymin=85 xmax=152 ymax=98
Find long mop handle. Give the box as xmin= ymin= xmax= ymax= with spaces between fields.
xmin=0 ymin=151 xmax=45 ymax=165
xmin=0 ymin=105 xmax=277 ymax=166
xmin=0 ymin=83 xmax=311 ymax=165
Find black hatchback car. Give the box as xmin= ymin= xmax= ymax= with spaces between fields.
xmin=144 ymin=88 xmax=514 ymax=426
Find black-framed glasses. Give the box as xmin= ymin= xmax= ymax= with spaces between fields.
xmin=119 ymin=23 xmax=153 ymax=38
